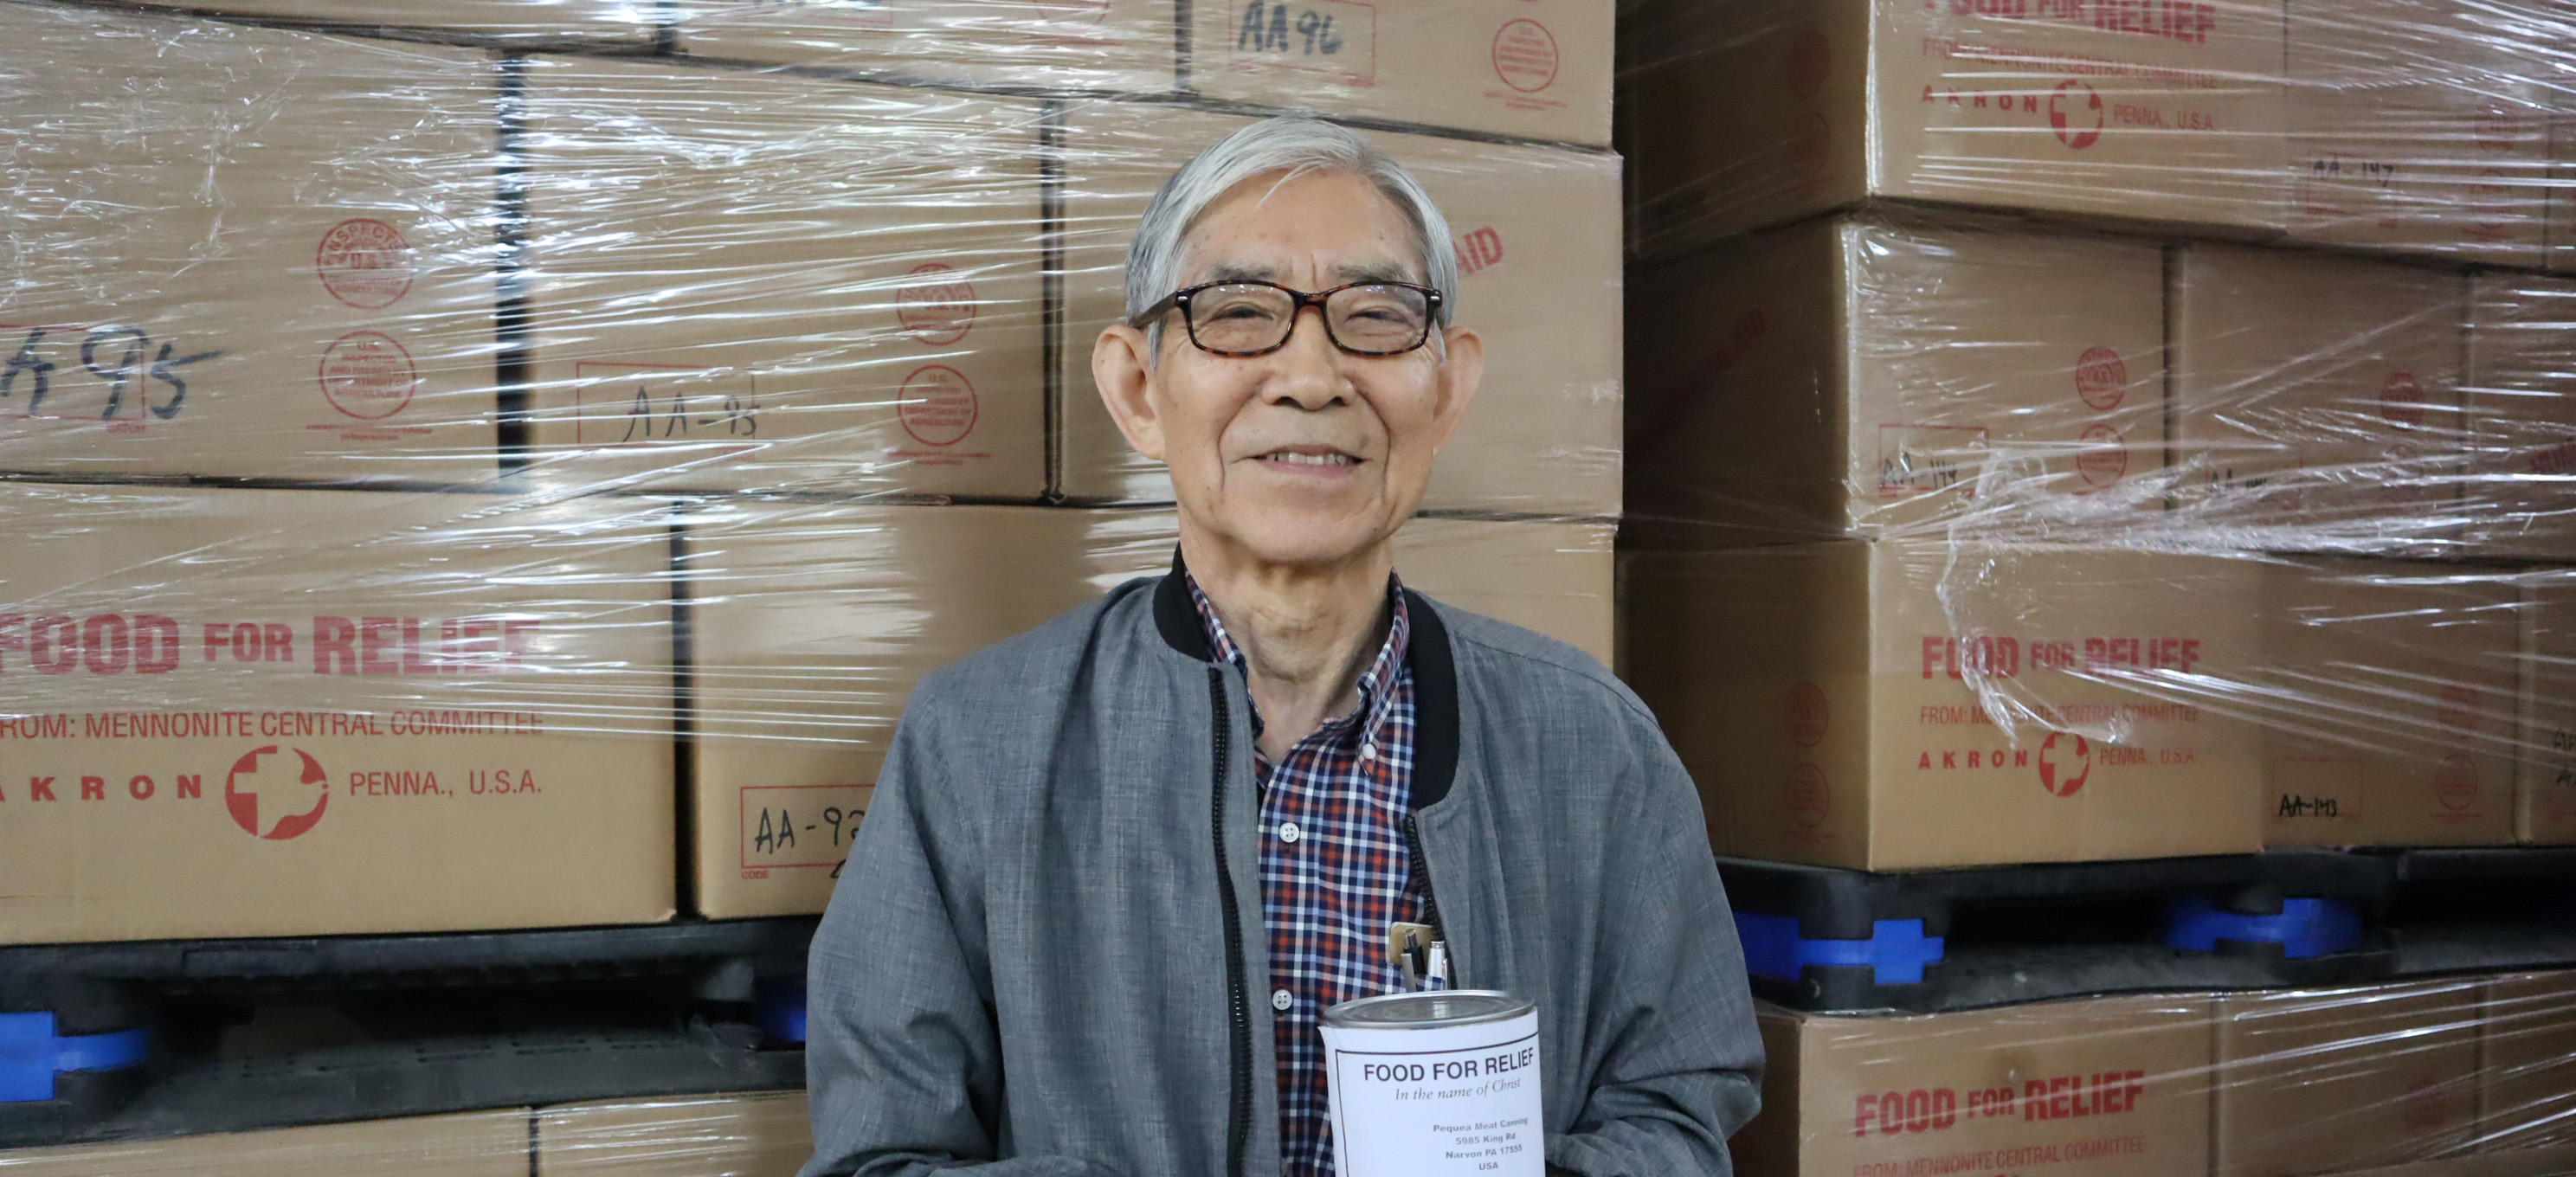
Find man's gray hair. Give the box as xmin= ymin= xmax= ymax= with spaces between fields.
xmin=1124 ymin=117 xmax=1459 ymax=331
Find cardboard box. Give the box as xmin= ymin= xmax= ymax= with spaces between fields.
xmin=1621 ymin=541 xmax=2266 ymax=870
xmin=516 ymin=56 xmax=1047 ymax=498
xmin=0 ymin=1111 xmax=530 ymax=1175
xmin=2283 ymin=86 xmax=2555 ymax=267
xmin=667 ymin=0 xmax=1171 ymax=94
xmin=538 ymin=1092 xmax=809 ymax=1177
xmin=2170 ymin=245 xmax=2469 ymax=547
xmin=2253 ymin=558 xmax=2520 ymax=848
xmin=671 ymin=0 xmax=1609 ymax=145
xmin=686 ymin=502 xmax=1612 ymax=917
xmin=2281 ymin=0 xmax=2556 ymax=266
xmin=0 ymin=5 xmax=500 ymax=484
xmin=1619 ymin=0 xmax=2289 ymax=260
xmin=1186 ymin=0 xmax=1610 ymax=146
xmin=2550 ymin=119 xmax=2576 ymax=275
xmin=2464 ymin=273 xmax=2576 ymax=561
xmin=2478 ymin=972 xmax=2576 ymax=1153
xmin=116 ymin=0 xmax=656 ymax=42
xmin=2516 ymin=576 xmax=2576 ymax=846
xmin=2213 ymin=981 xmax=2486 ymax=1177
xmin=1735 ymin=994 xmax=2215 ymax=1177
xmin=0 ymin=484 xmax=676 ymax=943
xmin=1053 ymin=100 xmax=1620 ymax=516
xmin=1625 ymin=213 xmax=2167 ymax=550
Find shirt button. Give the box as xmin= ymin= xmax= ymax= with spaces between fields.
xmin=1360 ymin=741 xmax=1378 ymax=762
xmin=1272 ymin=988 xmax=1294 ymax=1012
xmin=1278 ymin=821 xmax=1303 ymax=844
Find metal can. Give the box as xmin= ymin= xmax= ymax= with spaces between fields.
xmin=1318 ymin=990 xmax=1542 ymax=1177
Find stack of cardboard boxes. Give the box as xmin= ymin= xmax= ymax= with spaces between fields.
xmin=0 ymin=0 xmax=1620 ymax=1161
xmin=0 ymin=0 xmax=1618 ymax=934
xmin=1620 ymin=0 xmax=2576 ymax=1174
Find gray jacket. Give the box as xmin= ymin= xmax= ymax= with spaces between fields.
xmin=801 ymin=563 xmax=1763 ymax=1177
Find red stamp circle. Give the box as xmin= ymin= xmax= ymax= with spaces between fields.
xmin=315 ymin=218 xmax=415 ymax=311
xmin=2436 ymin=753 xmax=2480 ymax=812
xmin=898 ymin=364 xmax=979 ymax=447
xmin=1785 ymin=683 xmax=1829 ymax=749
xmin=1784 ymin=29 xmax=1831 ymax=100
xmin=2077 ymin=423 xmax=2128 ymax=488
xmin=1788 ymin=113 xmax=1833 ymax=183
xmin=1491 ymin=19 xmax=1559 ymax=93
xmin=2074 ymin=345 xmax=2128 ymax=411
xmin=2050 ymin=80 xmax=2104 ymax=150
xmin=2382 ymin=371 xmax=2426 ymax=428
xmin=1787 ymin=763 xmax=1830 ymax=828
xmin=317 ymin=331 xmax=418 ymax=421
xmin=897 ymin=263 xmax=978 ymax=346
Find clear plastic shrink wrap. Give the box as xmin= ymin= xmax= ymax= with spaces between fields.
xmin=1 ymin=0 xmax=2573 ymax=1170
xmin=0 ymin=0 xmax=1621 ymax=1161
xmin=1613 ymin=1 xmax=2576 ymax=1174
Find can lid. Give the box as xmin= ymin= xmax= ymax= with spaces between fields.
xmin=1322 ymin=989 xmax=1533 ymax=1030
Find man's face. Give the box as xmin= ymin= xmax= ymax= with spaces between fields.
xmin=1092 ymin=169 xmax=1483 ymax=569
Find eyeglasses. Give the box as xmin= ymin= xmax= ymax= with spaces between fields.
xmin=1136 ymin=280 xmax=1443 ymax=357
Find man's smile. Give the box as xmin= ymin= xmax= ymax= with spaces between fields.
xmin=1251 ymin=443 xmax=1364 ymax=471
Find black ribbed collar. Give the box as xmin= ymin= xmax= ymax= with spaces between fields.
xmin=1152 ymin=548 xmax=1459 ymax=810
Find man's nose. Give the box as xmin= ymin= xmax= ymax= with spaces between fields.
xmin=1265 ymin=304 xmax=1347 ymax=410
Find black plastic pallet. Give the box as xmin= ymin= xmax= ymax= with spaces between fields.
xmin=1730 ymin=846 xmax=2576 ymax=1013
xmin=0 ymin=917 xmax=819 ymax=994
xmin=0 ymin=919 xmax=820 ymax=1148
xmin=1727 ymin=850 xmax=2409 ymax=1013
xmin=0 ymin=1025 xmax=804 ymax=1149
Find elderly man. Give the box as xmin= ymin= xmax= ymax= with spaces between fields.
xmin=801 ymin=117 xmax=1761 ymax=1177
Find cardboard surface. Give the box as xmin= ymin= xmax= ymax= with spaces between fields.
xmin=2255 ymin=558 xmax=2521 ymax=848
xmin=1623 ymin=541 xmax=2265 ymax=870
xmin=1187 ymin=0 xmax=1609 ymax=145
xmin=2465 ymin=272 xmax=2576 ymax=562
xmin=671 ymin=0 xmax=1607 ymax=145
xmin=1742 ymin=994 xmax=2216 ymax=1177
xmin=2281 ymin=0 xmax=2555 ymax=266
xmin=0 ymin=1111 xmax=530 ymax=1175
xmin=0 ymin=485 xmax=677 ymax=943
xmin=116 ymin=0 xmax=656 ymax=41
xmin=2517 ymin=576 xmax=2576 ymax=846
xmin=2213 ymin=981 xmax=2487 ymax=1177
xmin=1054 ymin=101 xmax=1620 ymax=516
xmin=0 ymin=4 xmax=501 ymax=484
xmin=668 ymin=0 xmax=1174 ymax=93
xmin=1620 ymin=0 xmax=2289 ymax=259
xmin=517 ymin=56 xmax=1047 ymax=498
xmin=2284 ymin=84 xmax=2554 ymax=268
xmin=1625 ymin=213 xmax=2168 ymax=549
xmin=2479 ymin=972 xmax=2576 ymax=1154
xmin=537 ymin=1092 xmax=811 ymax=1177
xmin=687 ymin=504 xmax=1613 ymax=917
xmin=2170 ymin=244 xmax=2469 ymax=548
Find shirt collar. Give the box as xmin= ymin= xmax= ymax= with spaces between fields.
xmin=1186 ymin=572 xmax=1412 ymax=739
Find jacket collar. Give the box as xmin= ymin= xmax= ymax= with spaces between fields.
xmin=1152 ymin=548 xmax=1459 ymax=810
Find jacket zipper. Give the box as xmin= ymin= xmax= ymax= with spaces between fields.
xmin=1207 ymin=667 xmax=1252 ymax=1177
xmin=1405 ymin=812 xmax=1454 ymax=987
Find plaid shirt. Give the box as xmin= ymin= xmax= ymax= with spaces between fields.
xmin=1189 ymin=574 xmax=1425 ymax=1177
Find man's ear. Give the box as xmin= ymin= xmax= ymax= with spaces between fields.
xmin=1430 ymin=325 xmax=1484 ymax=453
xmin=1092 ymin=325 xmax=1166 ymax=462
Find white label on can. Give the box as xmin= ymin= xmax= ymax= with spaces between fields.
xmin=1319 ymin=1009 xmax=1542 ymax=1177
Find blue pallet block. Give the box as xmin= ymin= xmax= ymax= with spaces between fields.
xmin=0 ymin=1013 xmax=149 ymax=1103
xmin=2163 ymin=894 xmax=2366 ymax=960
xmin=1736 ymin=912 xmax=1947 ymax=987
xmin=756 ymin=977 xmax=808 ymax=1045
